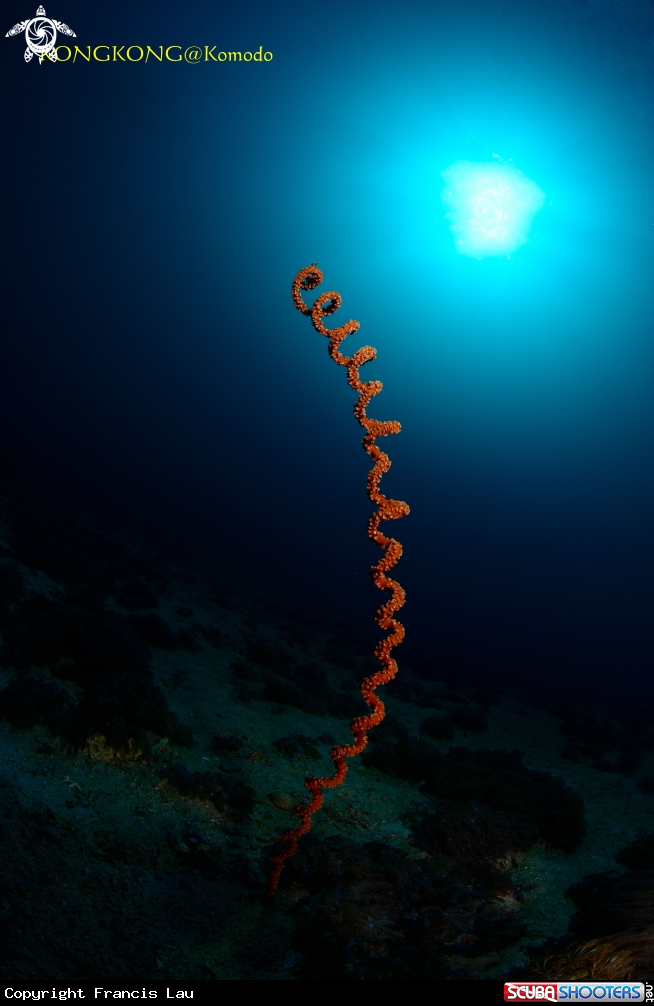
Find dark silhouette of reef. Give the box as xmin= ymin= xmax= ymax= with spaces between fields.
xmin=268 ymin=744 xmax=586 ymax=977
xmin=229 ymin=646 xmax=367 ymax=719
xmin=527 ymin=833 xmax=654 ymax=980
xmin=558 ymin=709 xmax=648 ymax=777
xmin=0 ymin=564 xmax=194 ymax=752
xmin=0 ymin=456 xmax=229 ymax=753
xmin=363 ymin=742 xmax=586 ymax=860
xmin=280 ymin=835 xmax=526 ymax=979
xmin=0 ymin=452 xmax=647 ymax=980
xmin=0 ymin=457 xmax=272 ymax=979
xmin=161 ymin=763 xmax=256 ymax=818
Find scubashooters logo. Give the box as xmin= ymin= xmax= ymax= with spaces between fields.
xmin=5 ymin=5 xmax=75 ymax=62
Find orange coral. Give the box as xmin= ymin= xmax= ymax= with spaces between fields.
xmin=267 ymin=265 xmax=410 ymax=898
xmin=532 ymin=929 xmax=654 ymax=981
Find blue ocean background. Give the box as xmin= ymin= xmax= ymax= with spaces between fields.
xmin=2 ymin=0 xmax=653 ymax=703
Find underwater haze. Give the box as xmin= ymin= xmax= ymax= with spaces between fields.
xmin=2 ymin=0 xmax=654 ymax=705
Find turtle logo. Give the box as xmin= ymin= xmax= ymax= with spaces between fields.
xmin=5 ymin=5 xmax=75 ymax=63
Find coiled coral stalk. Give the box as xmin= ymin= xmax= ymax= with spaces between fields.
xmin=267 ymin=264 xmax=410 ymax=898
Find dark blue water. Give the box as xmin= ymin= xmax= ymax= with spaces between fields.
xmin=2 ymin=0 xmax=653 ymax=702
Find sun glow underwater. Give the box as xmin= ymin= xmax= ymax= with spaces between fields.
xmin=441 ymin=158 xmax=546 ymax=258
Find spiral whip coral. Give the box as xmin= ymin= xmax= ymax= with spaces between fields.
xmin=267 ymin=264 xmax=410 ymax=897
